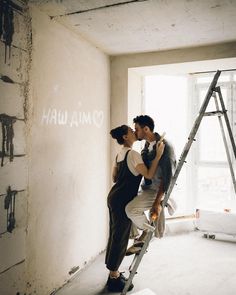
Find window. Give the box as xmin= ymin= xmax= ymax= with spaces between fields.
xmin=194 ymin=71 xmax=236 ymax=211
xmin=144 ymin=75 xmax=189 ymax=215
xmin=144 ymin=71 xmax=236 ymax=215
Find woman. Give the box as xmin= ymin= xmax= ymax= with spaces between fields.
xmin=105 ymin=125 xmax=164 ymax=292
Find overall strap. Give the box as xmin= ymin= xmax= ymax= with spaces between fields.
xmin=124 ymin=149 xmax=131 ymax=162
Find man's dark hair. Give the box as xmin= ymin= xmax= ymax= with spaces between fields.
xmin=133 ymin=115 xmax=155 ymax=132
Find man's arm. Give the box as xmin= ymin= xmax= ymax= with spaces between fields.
xmin=135 ymin=141 xmax=165 ymax=179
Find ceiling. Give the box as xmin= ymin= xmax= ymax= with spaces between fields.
xmin=30 ymin=0 xmax=236 ymax=55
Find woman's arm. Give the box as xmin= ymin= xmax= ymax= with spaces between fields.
xmin=112 ymin=166 xmax=118 ymax=182
xmin=135 ymin=141 xmax=165 ymax=179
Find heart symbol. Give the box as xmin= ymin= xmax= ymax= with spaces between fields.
xmin=93 ymin=110 xmax=104 ymax=128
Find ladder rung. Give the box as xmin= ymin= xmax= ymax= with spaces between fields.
xmin=203 ymin=111 xmax=224 ymax=116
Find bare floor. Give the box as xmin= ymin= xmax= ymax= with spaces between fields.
xmin=55 ymin=231 xmax=236 ymax=295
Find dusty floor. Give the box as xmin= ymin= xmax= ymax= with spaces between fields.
xmin=55 ymin=231 xmax=236 ymax=295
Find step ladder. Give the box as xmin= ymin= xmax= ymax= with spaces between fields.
xmin=121 ymin=70 xmax=236 ymax=295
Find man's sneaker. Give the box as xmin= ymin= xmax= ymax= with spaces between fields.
xmin=125 ymin=241 xmax=144 ymax=256
xmin=119 ymin=272 xmax=128 ymax=281
xmin=106 ymin=274 xmax=134 ymax=292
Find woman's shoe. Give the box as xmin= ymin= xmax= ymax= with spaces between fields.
xmin=106 ymin=274 xmax=134 ymax=292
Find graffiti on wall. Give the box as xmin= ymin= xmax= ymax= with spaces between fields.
xmin=41 ymin=107 xmax=104 ymax=128
xmin=0 ymin=0 xmax=23 ymax=62
xmin=0 ymin=186 xmax=25 ymax=235
xmin=0 ymin=113 xmax=25 ymax=166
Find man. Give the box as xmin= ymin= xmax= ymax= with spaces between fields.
xmin=125 ymin=115 xmax=176 ymax=253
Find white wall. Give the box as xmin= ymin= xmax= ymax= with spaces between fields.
xmin=128 ymin=69 xmax=143 ymax=127
xmin=26 ymin=6 xmax=110 ymax=294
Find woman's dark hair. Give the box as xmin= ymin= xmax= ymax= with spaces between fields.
xmin=110 ymin=125 xmax=129 ymax=145
xmin=133 ymin=115 xmax=155 ymax=132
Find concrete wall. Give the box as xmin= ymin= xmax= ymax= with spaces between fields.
xmin=25 ymin=6 xmax=110 ymax=295
xmin=0 ymin=1 xmax=30 ymax=294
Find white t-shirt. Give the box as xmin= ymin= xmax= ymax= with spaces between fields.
xmin=114 ymin=147 xmax=144 ymax=176
xmin=148 ymin=140 xmax=156 ymax=152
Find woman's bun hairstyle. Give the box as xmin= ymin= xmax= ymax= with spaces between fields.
xmin=110 ymin=125 xmax=129 ymax=145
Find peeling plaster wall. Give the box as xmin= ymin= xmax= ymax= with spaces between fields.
xmin=0 ymin=1 xmax=30 ymax=294
xmin=26 ymin=6 xmax=110 ymax=295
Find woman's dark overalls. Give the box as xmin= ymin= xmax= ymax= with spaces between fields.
xmin=105 ymin=150 xmax=142 ymax=271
